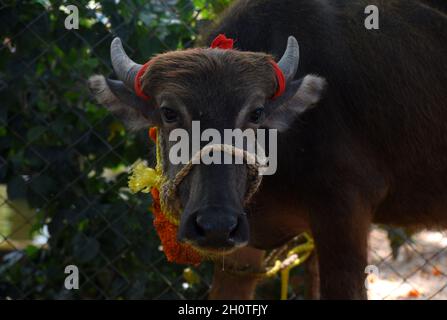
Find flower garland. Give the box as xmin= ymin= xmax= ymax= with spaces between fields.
xmin=129 ymin=127 xmax=202 ymax=265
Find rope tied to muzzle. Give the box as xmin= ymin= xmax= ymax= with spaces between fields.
xmin=160 ymin=142 xmax=266 ymax=220
xmin=128 ymin=127 xmax=267 ymax=265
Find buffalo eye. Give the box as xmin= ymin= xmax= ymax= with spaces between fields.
xmin=160 ymin=107 xmax=179 ymax=123
xmin=249 ymin=107 xmax=265 ymax=124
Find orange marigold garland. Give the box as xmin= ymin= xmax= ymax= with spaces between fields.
xmin=150 ymin=188 xmax=201 ymax=265
xmin=129 ymin=127 xmax=201 ymax=266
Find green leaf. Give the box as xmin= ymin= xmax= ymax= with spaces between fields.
xmin=24 ymin=245 xmax=40 ymax=259
xmin=27 ymin=126 xmax=47 ymax=142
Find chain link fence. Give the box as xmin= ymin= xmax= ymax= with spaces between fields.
xmin=0 ymin=0 xmax=446 ymax=300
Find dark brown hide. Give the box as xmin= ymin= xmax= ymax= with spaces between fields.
xmin=203 ymin=0 xmax=447 ymax=299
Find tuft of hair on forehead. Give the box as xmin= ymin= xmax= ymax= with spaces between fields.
xmin=140 ymin=48 xmax=278 ymax=102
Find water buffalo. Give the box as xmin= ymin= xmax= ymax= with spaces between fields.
xmin=89 ymin=0 xmax=447 ymax=299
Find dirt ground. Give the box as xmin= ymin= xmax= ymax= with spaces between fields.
xmin=367 ymin=228 xmax=447 ymax=300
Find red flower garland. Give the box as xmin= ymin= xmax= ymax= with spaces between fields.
xmin=150 ymin=187 xmax=201 ymax=265
xmin=148 ymin=127 xmax=201 ymax=265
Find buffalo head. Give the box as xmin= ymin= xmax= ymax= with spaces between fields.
xmin=88 ymin=36 xmax=325 ymax=254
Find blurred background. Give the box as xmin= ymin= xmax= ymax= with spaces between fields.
xmin=0 ymin=0 xmax=446 ymax=299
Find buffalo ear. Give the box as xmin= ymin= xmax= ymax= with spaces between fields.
xmin=263 ymin=74 xmax=326 ymax=131
xmin=87 ymin=75 xmax=159 ymax=131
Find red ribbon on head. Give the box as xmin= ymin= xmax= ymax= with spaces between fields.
xmin=269 ymin=59 xmax=286 ymax=99
xmin=133 ymin=34 xmax=286 ymax=101
xmin=210 ymin=34 xmax=285 ymax=99
xmin=134 ymin=61 xmax=152 ymax=101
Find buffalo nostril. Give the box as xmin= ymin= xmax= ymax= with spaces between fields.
xmin=195 ymin=214 xmax=239 ymax=246
xmin=193 ymin=216 xmax=206 ymax=238
xmin=195 ymin=215 xmax=235 ymax=236
xmin=228 ymin=219 xmax=239 ymax=239
xmin=228 ymin=218 xmax=238 ymax=235
xmin=179 ymin=206 xmax=249 ymax=248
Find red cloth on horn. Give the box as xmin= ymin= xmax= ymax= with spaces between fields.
xmin=134 ymin=61 xmax=152 ymax=101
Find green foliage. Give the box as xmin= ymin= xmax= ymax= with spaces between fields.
xmin=0 ymin=0 xmax=229 ymax=299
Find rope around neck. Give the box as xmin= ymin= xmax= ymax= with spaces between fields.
xmin=160 ymin=143 xmax=268 ymax=224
